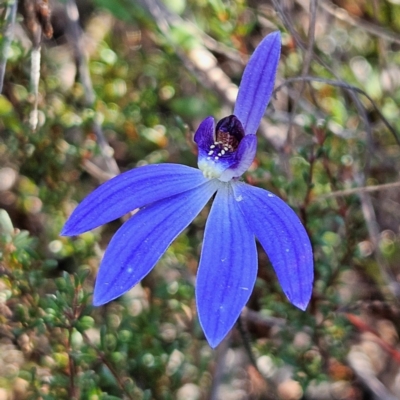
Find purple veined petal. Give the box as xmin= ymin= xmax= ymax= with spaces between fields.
xmin=93 ymin=179 xmax=221 ymax=306
xmin=232 ymin=182 xmax=313 ymax=310
xmin=61 ymin=164 xmax=209 ymax=236
xmin=196 ymin=183 xmax=258 ymax=348
xmin=234 ymin=31 xmax=281 ymax=136
xmin=219 ymin=134 xmax=257 ymax=182
xmin=194 ymin=116 xmax=215 ymax=150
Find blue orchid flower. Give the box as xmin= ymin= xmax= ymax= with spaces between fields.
xmin=61 ymin=31 xmax=313 ymax=348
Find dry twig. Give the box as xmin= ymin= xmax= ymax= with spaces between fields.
xmin=19 ymin=0 xmax=53 ymax=131
xmin=0 ymin=0 xmax=18 ymax=94
xmin=319 ymin=0 xmax=400 ymax=45
xmin=273 ymin=76 xmax=400 ymax=146
xmin=274 ymin=0 xmax=319 ymax=147
xmin=266 ymin=2 xmax=373 ymax=151
xmin=65 ymin=0 xmax=120 ymax=177
xmin=317 ymin=181 xmax=400 ymax=200
xmin=354 ymin=172 xmax=400 ymax=298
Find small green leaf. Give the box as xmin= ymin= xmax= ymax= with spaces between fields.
xmin=0 ymin=209 xmax=14 ymax=235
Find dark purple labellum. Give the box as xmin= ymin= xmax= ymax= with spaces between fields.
xmin=215 ymin=115 xmax=245 ymax=152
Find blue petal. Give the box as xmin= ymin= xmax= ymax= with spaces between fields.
xmin=219 ymin=134 xmax=257 ymax=182
xmin=232 ymin=182 xmax=313 ymax=310
xmin=234 ymin=31 xmax=281 ymax=136
xmin=93 ymin=179 xmax=221 ymax=305
xmin=196 ymin=183 xmax=258 ymax=348
xmin=61 ymin=164 xmax=209 ymax=236
xmin=194 ymin=116 xmax=215 ymax=150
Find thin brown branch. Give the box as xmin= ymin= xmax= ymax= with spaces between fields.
xmin=82 ymin=331 xmax=136 ymax=400
xmin=242 ymin=307 xmax=286 ymax=328
xmin=316 ymin=181 xmax=400 ymax=200
xmin=82 ymin=159 xmax=116 ymax=183
xmin=201 ymin=34 xmax=246 ymax=65
xmin=300 ymin=144 xmax=315 ymax=226
xmin=65 ymin=281 xmax=82 ymax=400
xmin=301 ymin=0 xmax=318 ymax=77
xmin=237 ymin=316 xmax=279 ymax=400
xmin=67 ymin=326 xmax=78 ymax=400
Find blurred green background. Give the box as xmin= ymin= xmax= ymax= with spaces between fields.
xmin=1 ymin=0 xmax=400 ymax=399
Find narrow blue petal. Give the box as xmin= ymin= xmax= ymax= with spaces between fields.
xmin=234 ymin=31 xmax=281 ymax=136
xmin=94 ymin=179 xmax=221 ymax=306
xmin=219 ymin=134 xmax=257 ymax=182
xmin=61 ymin=164 xmax=209 ymax=236
xmin=232 ymin=182 xmax=313 ymax=310
xmin=194 ymin=116 xmax=215 ymax=150
xmin=196 ymin=184 xmax=258 ymax=348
